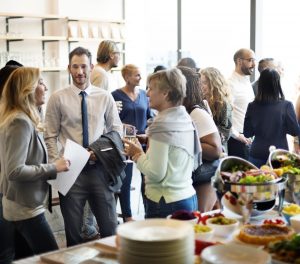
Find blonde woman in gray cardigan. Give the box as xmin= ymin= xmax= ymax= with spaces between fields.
xmin=0 ymin=67 xmax=69 ymax=257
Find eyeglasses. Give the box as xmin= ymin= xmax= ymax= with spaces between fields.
xmin=240 ymin=58 xmax=256 ymax=63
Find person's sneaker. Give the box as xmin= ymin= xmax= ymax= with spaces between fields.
xmin=82 ymin=233 xmax=101 ymax=242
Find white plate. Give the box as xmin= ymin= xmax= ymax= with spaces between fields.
xmin=117 ymin=219 xmax=193 ymax=241
xmin=201 ymin=244 xmax=271 ymax=264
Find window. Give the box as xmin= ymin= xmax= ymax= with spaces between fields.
xmin=259 ymin=0 xmax=300 ymax=101
xmin=181 ymin=0 xmax=250 ymax=77
xmin=144 ymin=0 xmax=177 ymax=73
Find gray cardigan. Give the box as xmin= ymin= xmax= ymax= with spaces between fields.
xmin=0 ymin=113 xmax=57 ymax=208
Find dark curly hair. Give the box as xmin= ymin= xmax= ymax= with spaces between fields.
xmin=177 ymin=66 xmax=207 ymax=113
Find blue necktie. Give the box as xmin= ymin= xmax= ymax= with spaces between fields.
xmin=80 ymin=91 xmax=89 ymax=148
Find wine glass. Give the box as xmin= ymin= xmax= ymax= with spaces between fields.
xmin=123 ymin=124 xmax=137 ymax=162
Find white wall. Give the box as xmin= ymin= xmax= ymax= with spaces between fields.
xmin=0 ymin=0 xmax=57 ymax=14
xmin=57 ymin=0 xmax=122 ymax=20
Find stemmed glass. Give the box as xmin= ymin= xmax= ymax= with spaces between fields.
xmin=123 ymin=124 xmax=137 ymax=163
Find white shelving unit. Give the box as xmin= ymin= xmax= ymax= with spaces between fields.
xmin=0 ymin=12 xmax=126 ymax=73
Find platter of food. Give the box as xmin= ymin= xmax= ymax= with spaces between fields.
xmin=220 ymin=165 xmax=281 ymax=184
xmin=212 ymin=156 xmax=287 ymax=223
xmin=237 ymin=224 xmax=294 ymax=246
xmin=266 ymin=234 xmax=300 ymax=264
xmin=268 ymin=149 xmax=300 ymax=204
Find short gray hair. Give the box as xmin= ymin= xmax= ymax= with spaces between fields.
xmin=148 ymin=68 xmax=186 ymax=105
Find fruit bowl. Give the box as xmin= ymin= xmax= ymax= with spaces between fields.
xmin=268 ymin=149 xmax=300 ymax=204
xmin=282 ymin=203 xmax=300 ymax=224
xmin=212 ymin=156 xmax=287 ymax=223
xmin=167 ymin=210 xmax=199 ymax=224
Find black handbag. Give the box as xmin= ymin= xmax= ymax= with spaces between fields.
xmin=192 ymin=159 xmax=220 ymax=185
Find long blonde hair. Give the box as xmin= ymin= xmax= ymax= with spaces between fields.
xmin=0 ymin=67 xmax=40 ymax=129
xmin=200 ymin=67 xmax=231 ymax=120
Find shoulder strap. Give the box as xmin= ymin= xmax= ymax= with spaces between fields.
xmin=189 ymin=104 xmax=201 ymax=114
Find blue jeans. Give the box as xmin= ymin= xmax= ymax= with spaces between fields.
xmin=145 ymin=195 xmax=198 ymax=218
xmin=248 ymin=156 xmax=266 ymax=168
xmin=119 ymin=162 xmax=133 ymax=218
xmin=59 ymin=164 xmax=117 ymax=247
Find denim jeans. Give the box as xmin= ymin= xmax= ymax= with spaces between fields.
xmin=145 ymin=194 xmax=198 ymax=218
xmin=119 ymin=162 xmax=133 ymax=218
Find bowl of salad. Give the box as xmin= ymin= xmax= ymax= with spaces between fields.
xmin=268 ymin=149 xmax=300 ymax=204
xmin=212 ymin=156 xmax=287 ymax=223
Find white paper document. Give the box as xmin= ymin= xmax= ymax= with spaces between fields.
xmin=48 ymin=139 xmax=90 ymax=196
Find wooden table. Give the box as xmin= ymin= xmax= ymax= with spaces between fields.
xmin=13 ymin=236 xmax=118 ymax=264
xmin=14 ymin=209 xmax=285 ymax=263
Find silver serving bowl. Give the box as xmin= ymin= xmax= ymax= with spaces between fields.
xmin=212 ymin=156 xmax=287 ymax=223
xmin=268 ymin=149 xmax=300 ymax=204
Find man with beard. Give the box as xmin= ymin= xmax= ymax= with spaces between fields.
xmin=227 ymin=48 xmax=256 ymax=159
xmin=91 ymin=40 xmax=120 ymax=92
xmin=44 ymin=47 xmax=123 ymax=246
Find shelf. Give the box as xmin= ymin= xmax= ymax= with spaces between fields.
xmin=0 ymin=36 xmax=67 ymax=41
xmin=68 ymin=16 xmax=125 ymax=24
xmin=0 ymin=12 xmax=66 ymax=20
xmin=0 ymin=13 xmax=123 ymax=24
xmin=0 ymin=12 xmax=126 ymax=81
xmin=68 ymin=37 xmax=125 ymax=43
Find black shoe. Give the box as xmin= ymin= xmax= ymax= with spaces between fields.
xmin=82 ymin=233 xmax=101 ymax=242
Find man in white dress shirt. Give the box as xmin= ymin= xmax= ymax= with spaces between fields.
xmin=227 ymin=48 xmax=256 ymax=159
xmin=44 ymin=47 xmax=123 ymax=247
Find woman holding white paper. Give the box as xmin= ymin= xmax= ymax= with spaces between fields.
xmin=0 ymin=67 xmax=69 ymax=258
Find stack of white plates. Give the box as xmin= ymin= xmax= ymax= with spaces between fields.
xmin=117 ymin=219 xmax=194 ymax=264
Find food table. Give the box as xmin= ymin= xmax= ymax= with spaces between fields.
xmin=13 ymin=208 xmax=290 ymax=264
xmin=13 ymin=235 xmax=118 ymax=264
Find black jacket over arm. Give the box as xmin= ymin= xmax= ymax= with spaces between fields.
xmin=89 ymin=131 xmax=126 ymax=192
